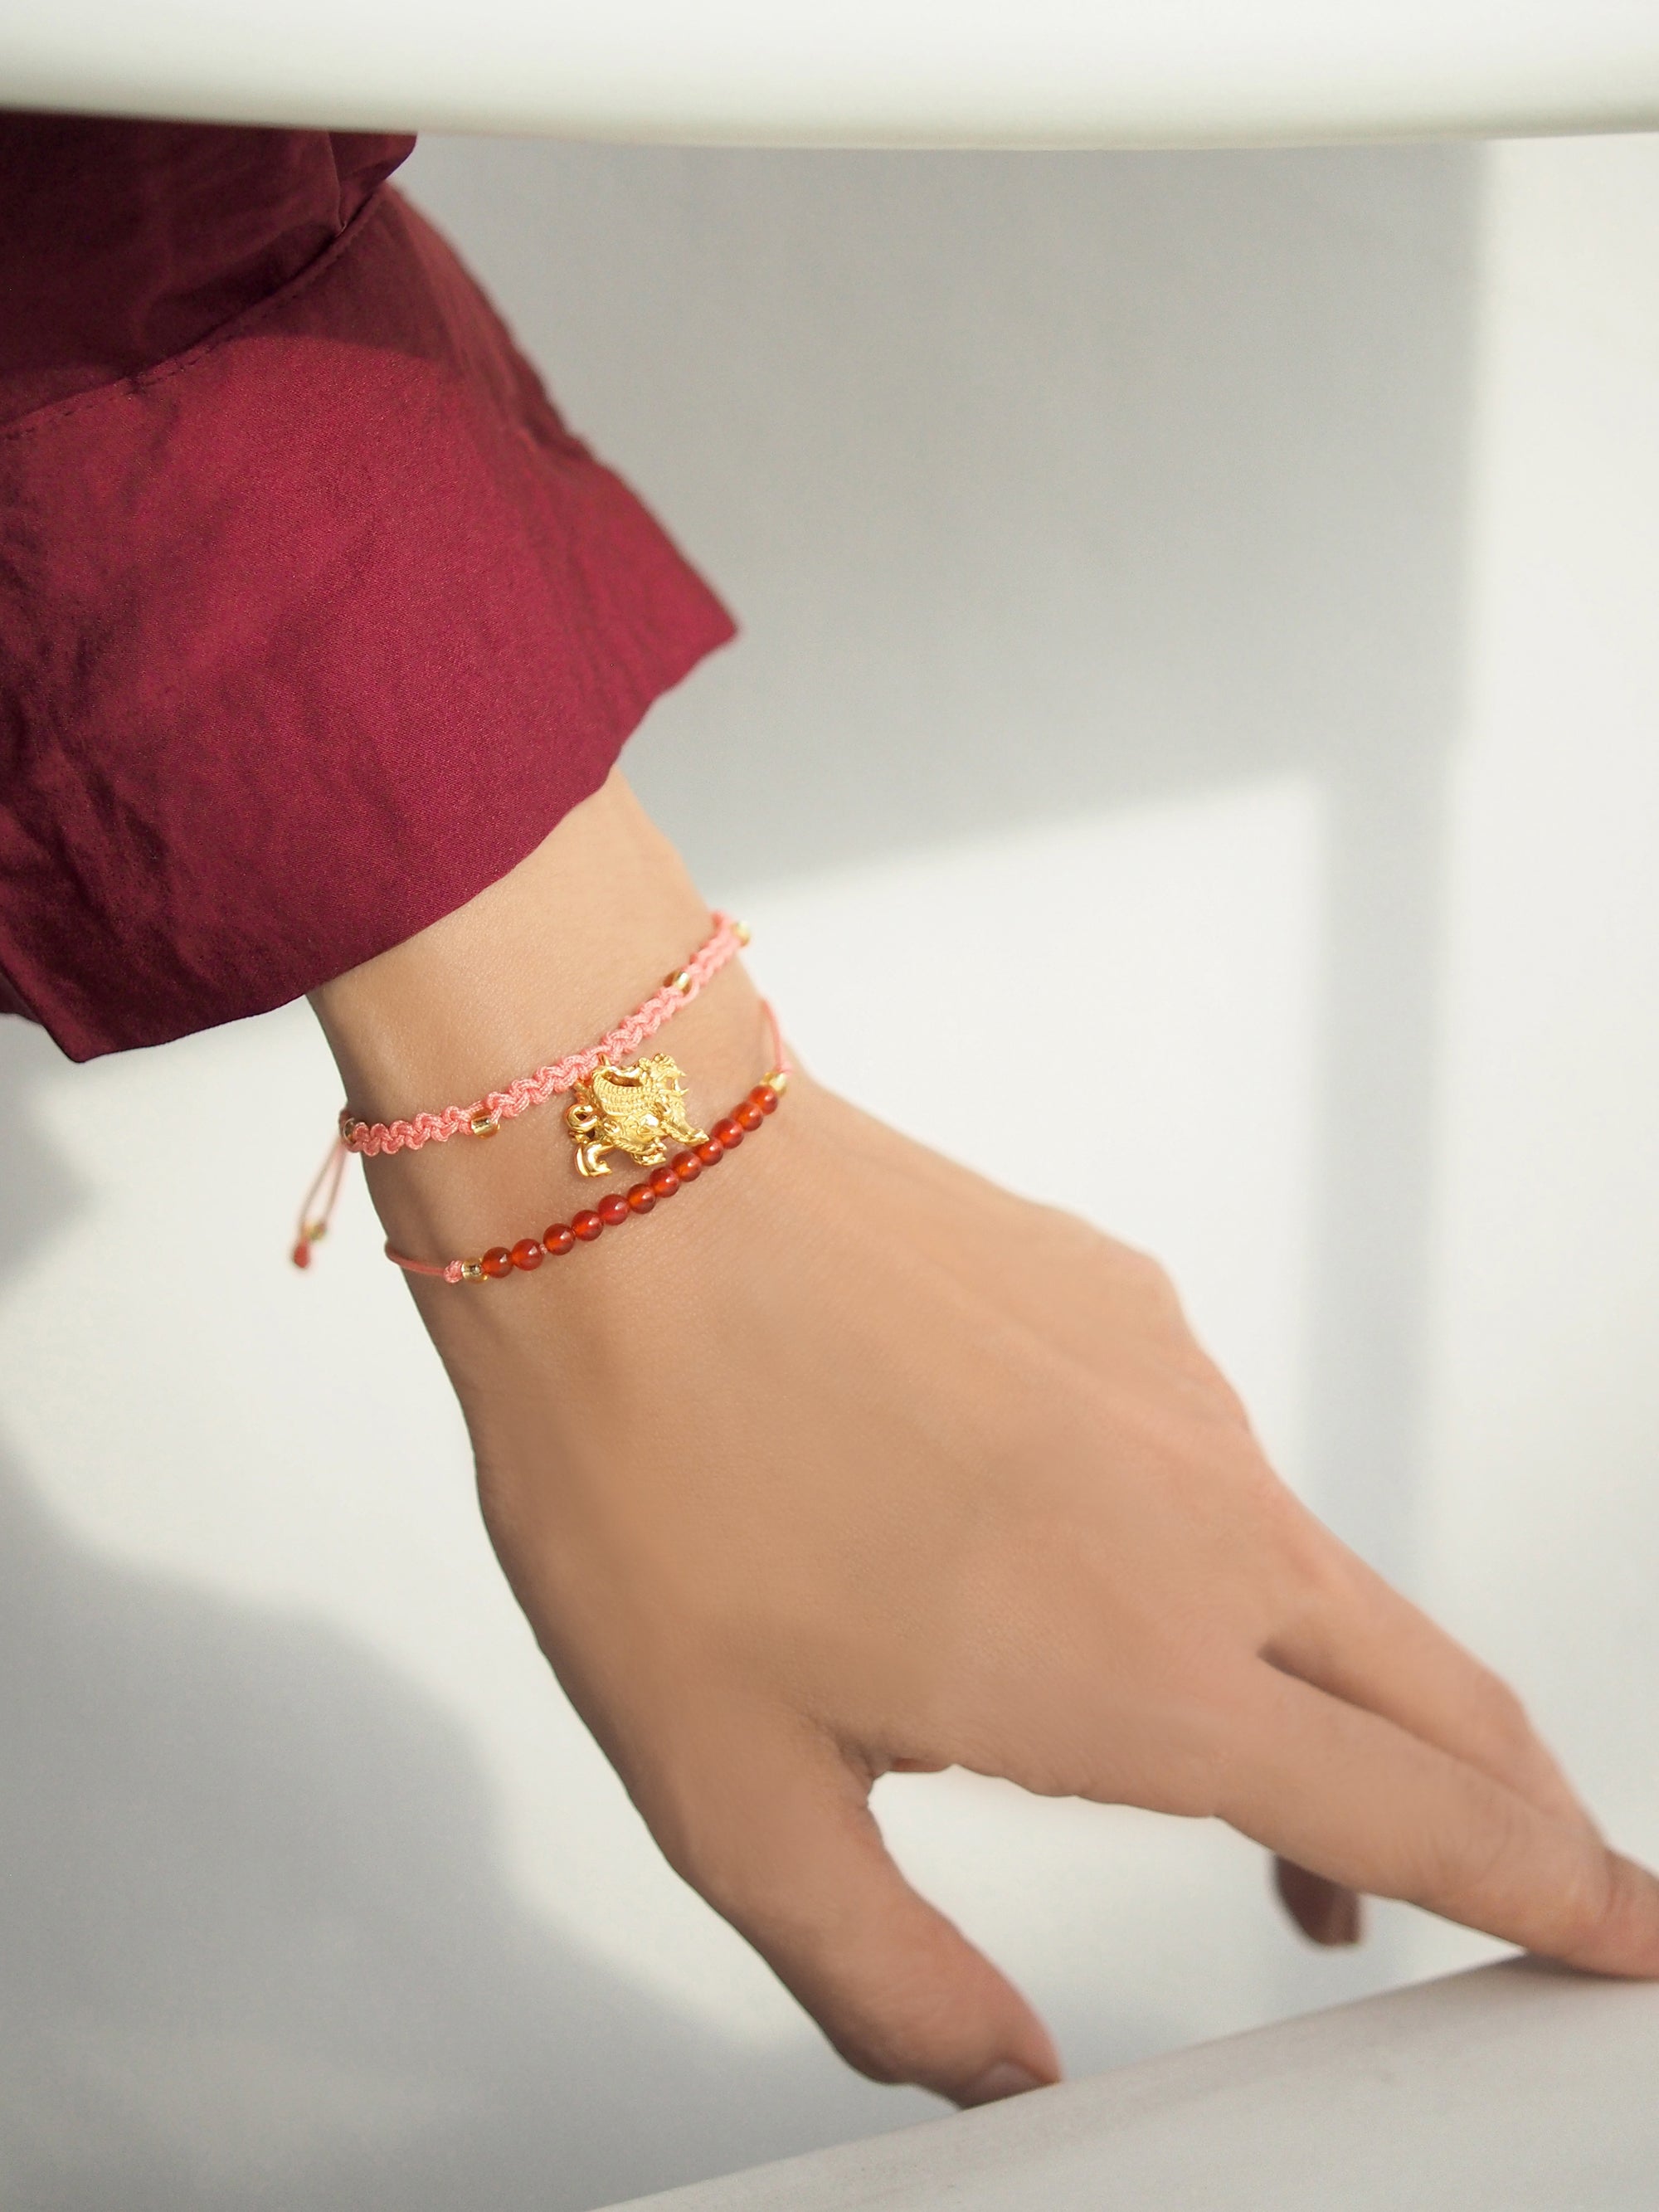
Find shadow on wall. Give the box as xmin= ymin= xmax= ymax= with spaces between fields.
xmin=406 ymin=140 xmax=1481 ymax=1579
xmin=2 ymin=149 xmax=1480 ymax=2208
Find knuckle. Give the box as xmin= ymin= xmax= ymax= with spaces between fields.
xmin=1122 ymin=1240 xmax=1171 ymax=1284
xmin=1253 ymin=1488 xmax=1329 ymax=1586
xmin=1091 ymin=1232 xmax=1181 ymax=1310
xmin=1462 ymin=1676 xmax=1588 ymax=1827
xmin=1415 ymin=1779 xmax=1526 ymax=1914
xmin=1127 ymin=1245 xmax=1184 ymax=1313
xmin=1140 ymin=1688 xmax=1243 ymax=1820
xmin=1274 ymin=1493 xmax=1339 ymax=1573
xmin=1152 ymin=1757 xmax=1224 ymax=1821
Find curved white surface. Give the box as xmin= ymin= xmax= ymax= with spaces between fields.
xmin=600 ymin=1963 xmax=1659 ymax=2211
xmin=2 ymin=0 xmax=1658 ymax=146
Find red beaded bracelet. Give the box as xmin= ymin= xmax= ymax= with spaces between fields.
xmin=384 ymin=1074 xmax=787 ymax=1283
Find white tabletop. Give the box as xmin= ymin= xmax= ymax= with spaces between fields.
xmin=597 ymin=1961 xmax=1659 ymax=2212
xmin=2 ymin=0 xmax=1658 ymax=147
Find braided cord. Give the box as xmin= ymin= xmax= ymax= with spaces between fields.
xmin=340 ymin=913 xmax=746 ymax=1158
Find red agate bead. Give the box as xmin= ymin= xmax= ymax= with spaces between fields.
xmin=597 ymin=1191 xmax=630 ymax=1226
xmin=711 ymin=1116 xmax=743 ymax=1149
xmin=694 ymin=1138 xmax=724 ymax=1167
xmin=541 ymin=1223 xmax=575 ymax=1256
xmin=649 ymin=1163 xmax=680 ymax=1199
xmin=480 ymin=1246 xmax=514 ymax=1279
xmin=626 ymin=1182 xmax=657 ymax=1214
xmin=509 ymin=1239 xmax=544 ymax=1271
xmin=733 ymin=1099 xmax=765 ymax=1133
xmin=751 ymin=1084 xmax=779 ymax=1114
xmin=572 ymin=1210 xmax=605 ymax=1242
xmin=670 ymin=1148 xmax=703 ymax=1182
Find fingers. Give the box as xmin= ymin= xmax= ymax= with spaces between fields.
xmin=650 ymin=1716 xmax=1060 ymax=2107
xmin=1264 ymin=1525 xmax=1590 ymax=1954
xmin=1224 ymin=1667 xmax=1659 ymax=1977
xmin=1266 ymin=1534 xmax=1593 ymax=1834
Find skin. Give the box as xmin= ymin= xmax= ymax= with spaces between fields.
xmin=313 ymin=770 xmax=1659 ymax=2108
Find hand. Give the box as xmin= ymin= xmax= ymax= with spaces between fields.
xmin=314 ymin=777 xmax=1659 ymax=2107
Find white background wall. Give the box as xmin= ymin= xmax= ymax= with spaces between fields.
xmin=0 ymin=133 xmax=1654 ymax=2210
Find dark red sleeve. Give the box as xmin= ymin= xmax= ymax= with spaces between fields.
xmin=0 ymin=116 xmax=735 ymax=1060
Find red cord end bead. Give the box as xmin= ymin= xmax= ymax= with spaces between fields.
xmin=290 ymin=1240 xmax=312 ymax=1269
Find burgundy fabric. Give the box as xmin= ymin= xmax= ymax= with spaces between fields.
xmin=0 ymin=117 xmax=734 ymax=1060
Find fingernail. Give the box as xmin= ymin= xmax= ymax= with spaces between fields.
xmin=959 ymin=2059 xmax=1045 ymax=2108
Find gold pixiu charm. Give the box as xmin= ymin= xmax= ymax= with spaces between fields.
xmin=565 ymin=1053 xmax=706 ymax=1177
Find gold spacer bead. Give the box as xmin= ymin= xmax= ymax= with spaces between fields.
xmin=732 ymin=919 xmax=752 ymax=947
xmin=765 ymin=1068 xmax=790 ymax=1095
xmin=460 ymin=1259 xmax=484 ymax=1283
xmin=664 ymin=967 xmax=694 ymax=996
xmin=469 ymin=1111 xmax=499 ymax=1138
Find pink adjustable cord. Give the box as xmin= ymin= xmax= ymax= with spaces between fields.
xmin=339 ymin=911 xmax=747 ymax=1157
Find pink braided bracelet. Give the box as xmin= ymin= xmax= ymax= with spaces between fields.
xmin=337 ymin=913 xmax=747 ymax=1157
xmin=291 ymin=913 xmax=750 ymax=1269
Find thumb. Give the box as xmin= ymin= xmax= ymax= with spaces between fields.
xmin=653 ymin=1716 xmax=1060 ymax=2107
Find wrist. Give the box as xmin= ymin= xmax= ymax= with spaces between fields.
xmin=308 ymin=767 xmax=784 ymax=1294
